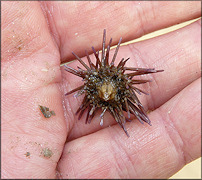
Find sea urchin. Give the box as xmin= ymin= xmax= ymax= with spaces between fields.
xmin=64 ymin=29 xmax=163 ymax=137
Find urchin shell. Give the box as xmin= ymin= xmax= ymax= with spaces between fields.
xmin=64 ymin=29 xmax=163 ymax=136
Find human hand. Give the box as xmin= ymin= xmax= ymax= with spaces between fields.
xmin=2 ymin=1 xmax=201 ymax=178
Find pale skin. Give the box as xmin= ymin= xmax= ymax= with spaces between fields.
xmin=2 ymin=1 xmax=201 ymax=179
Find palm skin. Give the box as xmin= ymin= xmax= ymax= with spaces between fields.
xmin=2 ymin=1 xmax=201 ymax=179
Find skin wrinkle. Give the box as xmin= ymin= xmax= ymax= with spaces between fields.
xmin=149 ymin=1 xmax=157 ymax=22
xmin=3 ymin=2 xmax=15 ymax=27
xmin=158 ymin=108 xmax=187 ymax=169
xmin=110 ymin=135 xmax=138 ymax=178
xmin=58 ymin=92 xmax=72 ymax=139
xmin=50 ymin=3 xmax=64 ymax=51
xmin=39 ymin=2 xmax=60 ymax=51
xmin=60 ymin=76 xmax=76 ymax=137
xmin=108 ymin=141 xmax=124 ymax=178
xmin=104 ymin=131 xmax=123 ymax=178
xmin=2 ymin=2 xmax=29 ymax=30
xmin=3 ymin=15 xmax=22 ymax=31
xmin=69 ymin=156 xmax=77 ymax=178
xmin=181 ymin=85 xmax=200 ymax=161
xmin=2 ymin=91 xmax=33 ymax=118
xmin=134 ymin=2 xmax=147 ymax=37
xmin=158 ymin=79 xmax=200 ymax=165
xmin=146 ymin=72 xmax=162 ymax=110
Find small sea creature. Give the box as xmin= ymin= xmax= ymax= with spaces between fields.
xmin=39 ymin=105 xmax=56 ymax=118
xmin=64 ymin=29 xmax=163 ymax=136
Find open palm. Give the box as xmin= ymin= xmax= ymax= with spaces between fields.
xmin=2 ymin=1 xmax=201 ymax=179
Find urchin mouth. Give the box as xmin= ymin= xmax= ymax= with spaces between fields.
xmin=97 ymin=81 xmax=116 ymax=101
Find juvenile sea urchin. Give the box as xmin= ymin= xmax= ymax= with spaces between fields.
xmin=64 ymin=29 xmax=163 ymax=137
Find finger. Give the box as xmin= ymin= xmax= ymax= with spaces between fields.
xmin=40 ymin=1 xmax=201 ymax=62
xmin=61 ymin=19 xmax=201 ymax=140
xmin=57 ymin=78 xmax=201 ymax=179
xmin=2 ymin=2 xmax=66 ymax=178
